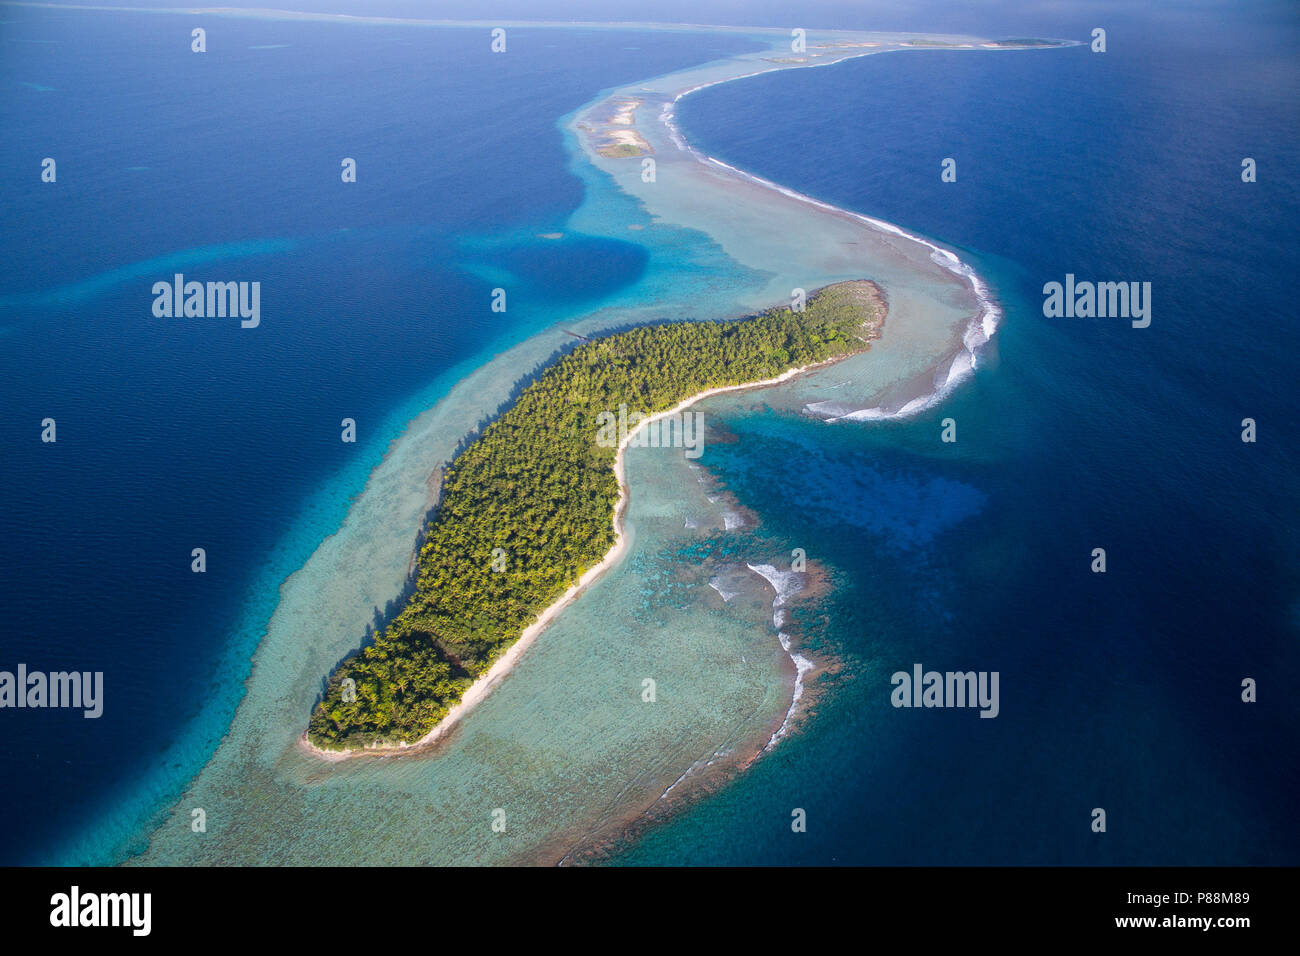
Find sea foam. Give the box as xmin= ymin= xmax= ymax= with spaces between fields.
xmin=660 ymin=84 xmax=1001 ymax=425
xmin=745 ymin=563 xmax=816 ymax=751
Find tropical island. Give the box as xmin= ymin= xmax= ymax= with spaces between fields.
xmin=579 ymin=96 xmax=654 ymax=158
xmin=306 ymin=280 xmax=886 ymax=753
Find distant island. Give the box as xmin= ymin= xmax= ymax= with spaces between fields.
xmin=579 ymin=96 xmax=655 ymax=158
xmin=306 ymin=280 xmax=886 ymax=753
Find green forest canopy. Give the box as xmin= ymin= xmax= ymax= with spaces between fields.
xmin=307 ymin=280 xmax=885 ymax=750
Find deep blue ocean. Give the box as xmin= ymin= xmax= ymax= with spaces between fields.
xmin=620 ymin=5 xmax=1300 ymax=863
xmin=2 ymin=2 xmax=1297 ymax=865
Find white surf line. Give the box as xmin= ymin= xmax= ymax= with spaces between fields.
xmin=646 ymin=40 xmax=1081 ymax=419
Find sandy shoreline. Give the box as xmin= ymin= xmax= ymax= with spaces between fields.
xmin=300 ymin=356 xmax=849 ymax=762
